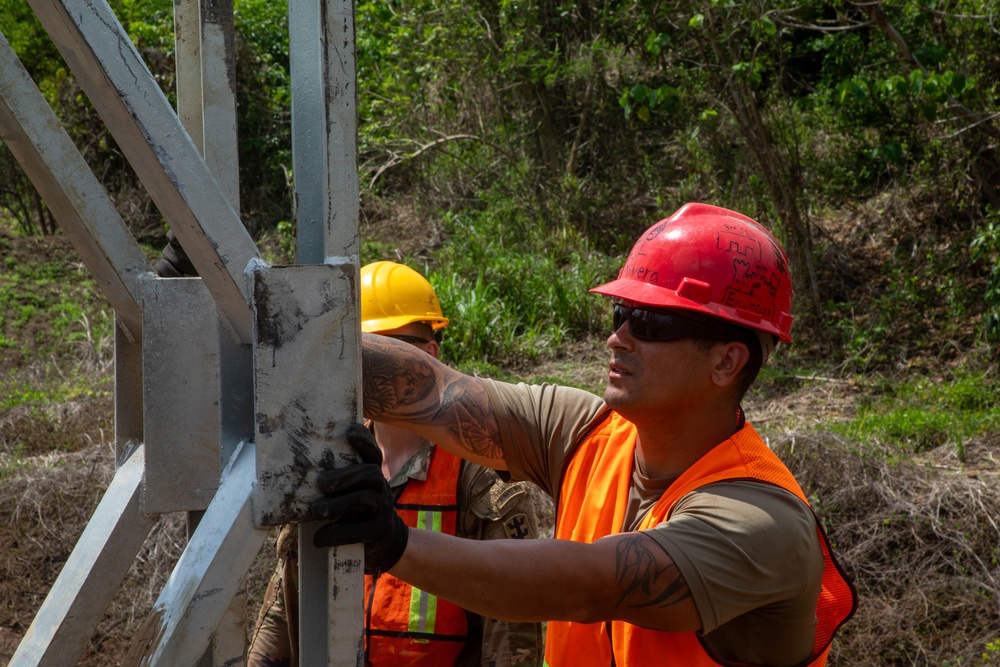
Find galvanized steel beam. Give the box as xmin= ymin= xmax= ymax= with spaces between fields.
xmin=7 ymin=447 xmax=157 ymax=667
xmin=175 ymin=0 xmax=241 ymax=207
xmin=27 ymin=0 xmax=260 ymax=343
xmin=123 ymin=441 xmax=267 ymax=666
xmin=299 ymin=522 xmax=366 ymax=666
xmin=171 ymin=4 xmax=248 ymax=655
xmin=115 ymin=325 xmax=145 ymax=468
xmin=0 ymin=31 xmax=149 ymax=341
xmin=290 ymin=0 xmax=360 ymax=263
xmin=140 ymin=277 xmax=223 ymax=513
xmin=197 ymin=0 xmax=240 ymax=205
xmin=251 ymin=263 xmax=360 ymax=524
xmin=170 ymin=0 xmax=252 ymax=466
xmin=172 ymin=0 xmax=246 ymax=457
xmin=288 ymin=0 xmax=363 ymax=661
xmin=251 ymin=262 xmax=364 ymax=665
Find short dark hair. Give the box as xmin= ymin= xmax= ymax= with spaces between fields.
xmin=682 ymin=311 xmax=769 ymax=399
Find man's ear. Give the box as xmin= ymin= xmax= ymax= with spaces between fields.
xmin=711 ymin=341 xmax=750 ymax=388
xmin=424 ymin=339 xmax=441 ymax=360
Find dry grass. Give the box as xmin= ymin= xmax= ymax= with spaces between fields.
xmin=775 ymin=430 xmax=1000 ymax=666
xmin=0 ymin=441 xmax=278 ymax=666
xmin=4 ymin=427 xmax=1000 ymax=665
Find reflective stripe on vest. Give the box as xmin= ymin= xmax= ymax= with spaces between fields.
xmin=364 ymin=446 xmax=469 ymax=665
xmin=405 ymin=508 xmax=445 ymax=635
xmin=544 ymin=411 xmax=857 ymax=667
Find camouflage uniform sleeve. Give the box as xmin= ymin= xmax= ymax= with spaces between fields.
xmin=458 ymin=462 xmax=546 ymax=667
xmin=248 ymin=524 xmax=300 ymax=667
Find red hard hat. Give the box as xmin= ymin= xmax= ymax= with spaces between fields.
xmin=591 ymin=203 xmax=794 ymax=342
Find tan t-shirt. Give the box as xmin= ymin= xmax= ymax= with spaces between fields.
xmin=483 ymin=379 xmax=824 ymax=666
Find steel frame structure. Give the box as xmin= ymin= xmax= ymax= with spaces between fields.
xmin=0 ymin=0 xmax=364 ymax=664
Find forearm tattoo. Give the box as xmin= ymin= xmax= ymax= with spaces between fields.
xmin=362 ymin=335 xmax=503 ymax=460
xmin=362 ymin=336 xmax=437 ymax=417
xmin=614 ymin=536 xmax=691 ymax=610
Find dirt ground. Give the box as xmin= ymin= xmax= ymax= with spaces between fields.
xmin=3 ymin=231 xmax=1000 ymax=666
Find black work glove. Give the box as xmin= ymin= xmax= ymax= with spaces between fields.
xmin=153 ymin=229 xmax=199 ymax=277
xmin=310 ymin=423 xmax=409 ymax=575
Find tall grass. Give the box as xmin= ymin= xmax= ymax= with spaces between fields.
xmin=424 ymin=207 xmax=620 ymax=369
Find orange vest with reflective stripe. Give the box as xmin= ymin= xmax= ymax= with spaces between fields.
xmin=363 ymin=447 xmax=469 ymax=666
xmin=544 ymin=411 xmax=856 ymax=667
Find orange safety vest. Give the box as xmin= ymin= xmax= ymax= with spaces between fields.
xmin=545 ymin=411 xmax=856 ymax=667
xmin=363 ymin=446 xmax=470 ymax=666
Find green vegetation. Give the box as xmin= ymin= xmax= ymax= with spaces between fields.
xmin=0 ymin=254 xmax=113 ymax=365
xmin=427 ymin=205 xmax=619 ymax=368
xmin=1 ymin=0 xmax=998 ymax=457
xmin=0 ymin=375 xmax=110 ymax=414
xmin=833 ymin=371 xmax=1000 ymax=459
xmin=971 ymin=207 xmax=1000 ymax=340
xmin=0 ymin=233 xmax=114 ymax=440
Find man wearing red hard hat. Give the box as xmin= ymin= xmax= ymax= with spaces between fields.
xmin=309 ymin=204 xmax=856 ymax=666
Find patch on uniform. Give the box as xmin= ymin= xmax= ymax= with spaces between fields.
xmin=492 ymin=483 xmax=527 ymax=511
xmin=503 ymin=513 xmax=532 ymax=539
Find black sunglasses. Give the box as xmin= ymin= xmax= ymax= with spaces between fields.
xmin=612 ymin=304 xmax=734 ymax=342
xmin=385 ymin=333 xmax=433 ymax=345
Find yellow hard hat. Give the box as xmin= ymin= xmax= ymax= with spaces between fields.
xmin=360 ymin=261 xmax=449 ymax=333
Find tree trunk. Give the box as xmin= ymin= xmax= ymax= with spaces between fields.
xmin=697 ymin=6 xmax=822 ymax=322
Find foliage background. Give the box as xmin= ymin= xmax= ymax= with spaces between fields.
xmin=3 ymin=0 xmax=999 ymax=370
xmin=2 ymin=0 xmax=1000 ymax=664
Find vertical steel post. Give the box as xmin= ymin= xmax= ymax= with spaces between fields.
xmin=288 ymin=0 xmax=364 ymax=662
xmin=290 ymin=0 xmax=360 ymax=262
xmin=173 ymin=1 xmax=249 ymax=662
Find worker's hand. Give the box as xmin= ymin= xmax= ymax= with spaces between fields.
xmin=153 ymin=229 xmax=199 ymax=277
xmin=310 ymin=424 xmax=408 ymax=575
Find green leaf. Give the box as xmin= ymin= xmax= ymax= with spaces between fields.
xmin=645 ymin=32 xmax=670 ymax=56
xmin=732 ymin=61 xmax=751 ymax=75
xmin=836 ymin=79 xmax=870 ymax=104
xmin=756 ymin=17 xmax=777 ymax=38
xmin=875 ymin=74 xmax=907 ymax=98
xmin=879 ymin=141 xmax=903 ymax=163
xmin=618 ymin=88 xmax=631 ymax=109
xmin=923 ymin=75 xmax=942 ymax=99
xmin=689 ymin=13 xmax=705 ymax=29
xmin=657 ymin=85 xmax=680 ymax=113
xmin=914 ymin=43 xmax=948 ymax=67
xmin=949 ymin=72 xmax=968 ymax=95
xmin=630 ymin=84 xmax=650 ymax=104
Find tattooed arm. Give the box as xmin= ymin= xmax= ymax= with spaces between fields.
xmin=362 ymin=332 xmax=507 ymax=469
xmin=390 ymin=528 xmax=701 ymax=632
xmin=363 ymin=334 xmax=702 ymax=629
